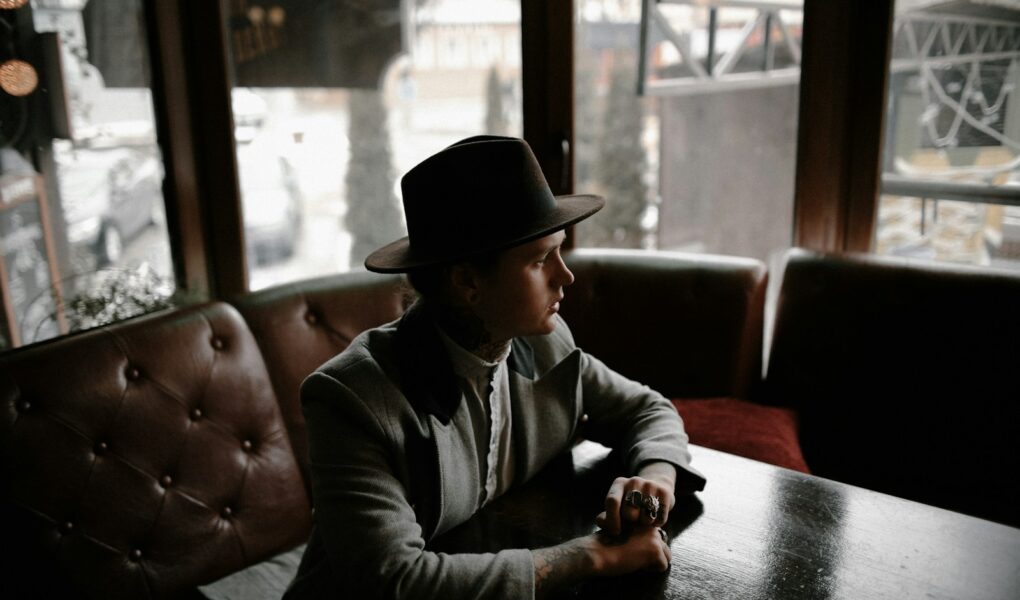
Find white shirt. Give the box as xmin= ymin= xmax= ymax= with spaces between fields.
xmin=436 ymin=326 xmax=516 ymax=506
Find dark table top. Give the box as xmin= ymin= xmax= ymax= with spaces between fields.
xmin=431 ymin=442 xmax=1020 ymax=599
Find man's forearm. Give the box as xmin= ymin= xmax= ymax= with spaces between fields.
xmin=532 ymin=537 xmax=598 ymax=599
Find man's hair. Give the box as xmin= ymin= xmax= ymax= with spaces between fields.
xmin=404 ymin=250 xmax=503 ymax=301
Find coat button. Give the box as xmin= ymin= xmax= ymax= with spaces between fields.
xmin=242 ymin=440 xmax=253 ymax=452
xmin=160 ymin=475 xmax=173 ymax=488
xmin=129 ymin=549 xmax=142 ymax=561
xmin=190 ymin=408 xmax=203 ymax=421
xmin=221 ymin=506 xmax=233 ymax=518
xmin=126 ymin=367 xmax=140 ymax=381
xmin=95 ymin=441 xmax=108 ymax=455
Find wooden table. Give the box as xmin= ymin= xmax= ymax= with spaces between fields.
xmin=431 ymin=442 xmax=1020 ymax=599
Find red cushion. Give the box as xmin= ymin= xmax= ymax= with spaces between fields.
xmin=673 ymin=398 xmax=810 ymax=473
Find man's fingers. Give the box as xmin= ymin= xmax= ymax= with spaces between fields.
xmin=604 ymin=478 xmax=627 ymax=534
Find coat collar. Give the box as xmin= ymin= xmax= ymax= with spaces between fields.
xmin=395 ymin=301 xmax=535 ymax=425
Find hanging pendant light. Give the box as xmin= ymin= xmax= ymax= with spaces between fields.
xmin=0 ymin=59 xmax=38 ymax=96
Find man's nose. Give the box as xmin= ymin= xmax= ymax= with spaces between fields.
xmin=555 ymin=255 xmax=574 ymax=287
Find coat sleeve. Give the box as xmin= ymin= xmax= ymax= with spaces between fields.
xmin=301 ymin=368 xmax=536 ymax=600
xmin=551 ymin=318 xmax=706 ymax=491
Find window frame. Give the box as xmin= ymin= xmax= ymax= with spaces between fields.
xmin=145 ymin=0 xmax=895 ymax=300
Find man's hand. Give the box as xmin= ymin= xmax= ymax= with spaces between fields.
xmin=595 ymin=461 xmax=677 ymax=534
xmin=533 ymin=526 xmax=671 ymax=598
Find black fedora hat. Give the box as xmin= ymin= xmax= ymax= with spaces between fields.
xmin=364 ymin=136 xmax=604 ymax=273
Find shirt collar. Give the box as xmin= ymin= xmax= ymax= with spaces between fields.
xmin=435 ymin=324 xmax=511 ymax=380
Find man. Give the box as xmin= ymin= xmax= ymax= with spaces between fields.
xmin=285 ymin=136 xmax=705 ymax=599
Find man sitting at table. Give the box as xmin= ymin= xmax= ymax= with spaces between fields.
xmin=284 ymin=136 xmax=706 ymax=599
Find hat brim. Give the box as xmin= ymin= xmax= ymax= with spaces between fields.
xmin=364 ymin=194 xmax=605 ymax=273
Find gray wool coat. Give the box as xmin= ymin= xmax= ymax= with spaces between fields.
xmin=284 ymin=302 xmax=705 ymax=600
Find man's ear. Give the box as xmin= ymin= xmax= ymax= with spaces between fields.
xmin=449 ymin=264 xmax=481 ymax=305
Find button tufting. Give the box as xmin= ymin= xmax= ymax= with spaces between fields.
xmin=17 ymin=400 xmax=31 ymax=412
xmin=242 ymin=439 xmax=254 ymax=452
xmin=305 ymin=311 xmax=319 ymax=325
xmin=130 ymin=549 xmax=142 ymax=561
xmin=126 ymin=367 xmax=140 ymax=381
xmin=221 ymin=506 xmax=233 ymax=518
xmin=211 ymin=337 xmax=225 ymax=350
xmin=60 ymin=521 xmax=74 ymax=534
xmin=95 ymin=441 xmax=108 ymax=455
xmin=190 ymin=408 xmax=203 ymax=421
xmin=579 ymin=413 xmax=589 ymax=424
xmin=160 ymin=475 xmax=173 ymax=488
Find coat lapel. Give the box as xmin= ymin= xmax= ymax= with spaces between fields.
xmin=395 ymin=303 xmax=583 ymax=537
xmin=509 ymin=349 xmax=583 ymax=483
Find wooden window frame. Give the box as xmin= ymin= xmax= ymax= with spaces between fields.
xmin=146 ymin=0 xmax=895 ymax=298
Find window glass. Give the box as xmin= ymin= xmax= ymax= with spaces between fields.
xmin=223 ymin=0 xmax=523 ymax=290
xmin=0 ymin=0 xmax=174 ymax=351
xmin=876 ymin=0 xmax=1020 ymax=271
xmin=574 ymin=0 xmax=801 ymax=260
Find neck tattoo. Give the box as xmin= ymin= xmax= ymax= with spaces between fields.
xmin=431 ymin=304 xmax=510 ymax=362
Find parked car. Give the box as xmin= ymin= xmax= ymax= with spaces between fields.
xmin=237 ymin=141 xmax=304 ymax=266
xmin=58 ymin=145 xmax=164 ymax=267
xmin=58 ymin=134 xmax=301 ymax=270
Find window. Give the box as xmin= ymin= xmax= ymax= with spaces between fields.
xmin=0 ymin=0 xmax=174 ymax=351
xmin=222 ymin=0 xmax=523 ymax=290
xmin=573 ymin=0 xmax=802 ymax=261
xmin=875 ymin=0 xmax=1020 ymax=271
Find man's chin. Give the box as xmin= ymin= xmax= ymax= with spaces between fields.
xmin=536 ymin=317 xmax=558 ymax=335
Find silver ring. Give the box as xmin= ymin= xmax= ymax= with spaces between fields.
xmin=643 ymin=495 xmax=661 ymax=520
xmin=624 ymin=489 xmax=644 ymax=509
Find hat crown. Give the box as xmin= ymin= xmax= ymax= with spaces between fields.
xmin=401 ymin=136 xmax=557 ymax=258
xmin=364 ymin=136 xmax=603 ymax=272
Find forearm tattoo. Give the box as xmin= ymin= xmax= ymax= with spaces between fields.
xmin=533 ymin=540 xmax=591 ymax=598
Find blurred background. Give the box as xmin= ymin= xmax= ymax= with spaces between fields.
xmin=0 ymin=0 xmax=1017 ymax=349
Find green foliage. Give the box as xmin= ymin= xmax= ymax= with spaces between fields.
xmin=484 ymin=66 xmax=509 ymax=136
xmin=574 ymin=24 xmax=601 ymax=198
xmin=344 ymin=89 xmax=406 ymax=269
xmin=22 ymin=266 xmax=191 ymax=346
xmin=61 ymin=267 xmax=179 ymax=332
xmin=576 ymin=51 xmax=651 ymax=249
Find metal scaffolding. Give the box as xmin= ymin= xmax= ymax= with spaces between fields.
xmin=637 ymin=0 xmax=803 ymax=96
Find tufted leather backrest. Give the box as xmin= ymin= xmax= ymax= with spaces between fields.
xmin=0 ymin=302 xmax=312 ymax=599
xmin=560 ymin=249 xmax=768 ymax=400
xmin=233 ymin=271 xmax=408 ymax=484
xmin=765 ymin=249 xmax=1020 ymax=526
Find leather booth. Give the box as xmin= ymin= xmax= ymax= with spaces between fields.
xmin=0 ymin=303 xmax=312 ymax=598
xmin=560 ymin=250 xmax=807 ymax=473
xmin=764 ymin=249 xmax=1020 ymax=526
xmin=1 ymin=248 xmax=1016 ymax=598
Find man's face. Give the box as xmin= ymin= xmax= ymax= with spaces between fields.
xmin=470 ymin=230 xmax=574 ymax=341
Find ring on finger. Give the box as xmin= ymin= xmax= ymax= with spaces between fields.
xmin=624 ymin=489 xmax=644 ymax=509
xmin=643 ymin=495 xmax=662 ymax=520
